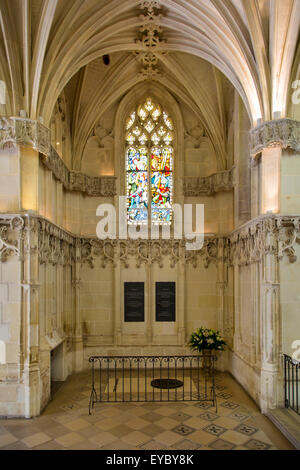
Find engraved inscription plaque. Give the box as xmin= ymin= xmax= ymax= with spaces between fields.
xmin=156 ymin=282 xmax=175 ymax=322
xmin=124 ymin=282 xmax=144 ymax=322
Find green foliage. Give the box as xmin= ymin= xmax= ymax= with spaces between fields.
xmin=188 ymin=327 xmax=227 ymax=352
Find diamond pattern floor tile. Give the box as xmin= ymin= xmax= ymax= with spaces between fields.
xmin=155 ymin=417 xmax=179 ymax=430
xmin=199 ymin=411 xmax=220 ymax=421
xmin=209 ymin=439 xmax=236 ymax=450
xmin=88 ymin=431 xmax=118 ymax=447
xmin=188 ymin=430 xmax=216 ymax=446
xmin=0 ymin=433 xmax=18 ymax=448
xmin=194 ymin=402 xmax=214 ymax=410
xmin=0 ymin=371 xmax=294 ymax=450
xmin=220 ymin=402 xmax=240 ymax=410
xmin=154 ymin=430 xmax=183 ymax=446
xmin=234 ymin=423 xmax=258 ymax=436
xmin=142 ymin=411 xmax=165 ymax=423
xmin=55 ymin=431 xmax=85 ymax=447
xmin=140 ymin=440 xmax=166 ymax=450
xmin=140 ymin=424 xmax=165 ymax=437
xmin=245 ymin=439 xmax=272 ymax=450
xmin=170 ymin=439 xmax=201 ymax=450
xmin=184 ymin=416 xmax=210 ymax=429
xmin=221 ymin=430 xmax=250 ymax=445
xmin=21 ymin=432 xmax=52 ymax=448
xmin=203 ymin=423 xmax=227 ymax=437
xmin=172 ymin=424 xmax=195 ymax=436
xmin=63 ymin=418 xmax=90 ymax=432
xmin=121 ymin=431 xmax=150 ymax=446
xmin=169 ymin=411 xmax=191 ymax=422
xmin=109 ymin=424 xmax=136 ymax=438
xmin=228 ymin=411 xmax=250 ymax=422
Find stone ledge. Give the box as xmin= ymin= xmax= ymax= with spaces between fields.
xmin=267 ymin=408 xmax=300 ymax=449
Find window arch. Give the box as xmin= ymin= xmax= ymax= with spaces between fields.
xmin=125 ymin=97 xmax=174 ymax=225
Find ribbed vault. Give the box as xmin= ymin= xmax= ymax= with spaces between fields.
xmin=0 ymin=0 xmax=299 ymax=169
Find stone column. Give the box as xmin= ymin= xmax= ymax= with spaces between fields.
xmin=114 ymin=256 xmax=122 ymax=345
xmin=177 ymin=242 xmax=186 ymax=345
xmin=0 ymin=215 xmax=25 ymax=416
xmin=20 ymin=147 xmax=39 ymax=212
xmin=249 ymin=157 xmax=260 ymax=219
xmin=22 ymin=215 xmax=41 ymax=417
xmin=250 ymin=261 xmax=260 ymax=367
xmin=260 ymin=220 xmax=281 ymax=412
xmin=216 ymin=238 xmax=227 ymax=371
xmin=72 ymin=239 xmax=83 ymax=372
xmin=233 ymin=264 xmax=241 ymax=352
xmin=147 ymin=261 xmax=152 ymax=345
xmin=261 ymin=147 xmax=281 ymax=214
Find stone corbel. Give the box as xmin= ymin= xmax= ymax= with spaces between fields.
xmin=250 ymin=118 xmax=300 ymax=157
xmin=277 ymin=218 xmax=300 ymax=263
xmin=0 ymin=215 xmax=24 ymax=261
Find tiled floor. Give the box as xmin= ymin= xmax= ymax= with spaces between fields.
xmin=0 ymin=371 xmax=294 ymax=450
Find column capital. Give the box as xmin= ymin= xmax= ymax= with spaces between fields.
xmin=250 ymin=118 xmax=300 ymax=157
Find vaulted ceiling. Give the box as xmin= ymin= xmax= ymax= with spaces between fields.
xmin=0 ymin=0 xmax=299 ymax=167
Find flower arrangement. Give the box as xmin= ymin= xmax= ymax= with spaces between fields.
xmin=188 ymin=327 xmax=226 ymax=353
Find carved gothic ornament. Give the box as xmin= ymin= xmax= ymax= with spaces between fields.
xmin=78 ymin=237 xmax=218 ymax=269
xmin=250 ymin=118 xmax=300 ymax=157
xmin=134 ymin=0 xmax=165 ymax=80
xmin=36 ymin=218 xmax=75 ymax=267
xmin=0 ymin=117 xmax=116 ymax=197
xmin=0 ymin=215 xmax=24 ymax=261
xmin=227 ymin=215 xmax=300 ymax=266
xmin=1 ymin=214 xmax=300 ymax=267
xmin=183 ymin=168 xmax=234 ymax=196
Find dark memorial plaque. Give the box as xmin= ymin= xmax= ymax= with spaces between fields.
xmin=124 ymin=282 xmax=144 ymax=322
xmin=156 ymin=282 xmax=176 ymax=322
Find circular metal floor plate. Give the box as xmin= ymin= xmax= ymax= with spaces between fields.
xmin=150 ymin=378 xmax=184 ymax=389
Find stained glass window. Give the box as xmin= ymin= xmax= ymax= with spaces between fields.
xmin=126 ymin=98 xmax=174 ymax=225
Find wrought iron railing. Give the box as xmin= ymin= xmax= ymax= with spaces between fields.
xmin=88 ymin=355 xmax=217 ymax=415
xmin=284 ymin=354 xmax=300 ymax=416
